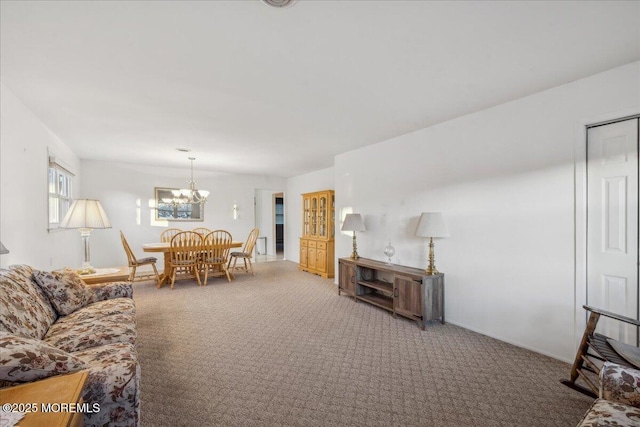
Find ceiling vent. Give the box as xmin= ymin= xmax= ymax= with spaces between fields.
xmin=261 ymin=0 xmax=297 ymax=8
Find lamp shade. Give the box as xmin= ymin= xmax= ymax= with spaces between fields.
xmin=415 ymin=212 xmax=449 ymax=238
xmin=341 ymin=213 xmax=366 ymax=232
xmin=59 ymin=199 xmax=112 ymax=229
xmin=0 ymin=241 xmax=9 ymax=255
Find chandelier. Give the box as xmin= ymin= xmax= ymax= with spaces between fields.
xmin=167 ymin=157 xmax=209 ymax=205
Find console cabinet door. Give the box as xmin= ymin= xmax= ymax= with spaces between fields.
xmin=339 ymin=262 xmax=356 ymax=296
xmin=394 ymin=275 xmax=422 ymax=319
xmin=308 ymin=247 xmax=317 ymax=270
xmin=300 ymin=240 xmax=308 ymax=267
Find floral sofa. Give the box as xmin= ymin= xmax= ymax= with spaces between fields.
xmin=0 ymin=264 xmax=139 ymax=427
xmin=577 ymin=362 xmax=640 ymax=426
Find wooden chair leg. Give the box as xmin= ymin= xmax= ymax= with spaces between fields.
xmin=194 ymin=266 xmax=202 ymax=286
xmin=152 ymin=264 xmax=160 ymax=288
xmin=247 ymin=258 xmax=254 ymax=275
xmin=170 ymin=267 xmax=177 ymax=289
xmin=570 ymin=312 xmax=600 ymax=382
xmin=203 ymin=266 xmax=209 ymax=286
xmin=224 ymin=266 xmax=231 ymax=282
xmin=129 ymin=265 xmax=137 ymax=281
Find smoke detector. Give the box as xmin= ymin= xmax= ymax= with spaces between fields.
xmin=261 ymin=0 xmax=297 ymax=8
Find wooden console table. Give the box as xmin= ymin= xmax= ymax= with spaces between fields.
xmin=80 ymin=266 xmax=130 ymax=285
xmin=0 ymin=370 xmax=88 ymax=427
xmin=338 ymin=257 xmax=444 ymax=329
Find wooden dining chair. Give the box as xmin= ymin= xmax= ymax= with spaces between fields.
xmin=227 ymin=228 xmax=259 ymax=275
xmin=192 ymin=227 xmax=211 ymax=237
xmin=161 ymin=228 xmax=183 ymax=243
xmin=120 ymin=231 xmax=161 ymax=287
xmin=168 ymin=231 xmax=203 ymax=289
xmin=201 ymin=230 xmax=233 ymax=284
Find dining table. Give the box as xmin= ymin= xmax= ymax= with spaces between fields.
xmin=142 ymin=241 xmax=243 ymax=287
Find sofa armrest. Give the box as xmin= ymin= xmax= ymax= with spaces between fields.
xmin=600 ymin=362 xmax=640 ymax=408
xmin=85 ymin=281 xmax=133 ymax=304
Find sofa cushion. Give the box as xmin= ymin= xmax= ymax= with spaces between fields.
xmin=0 ymin=331 xmax=87 ymax=383
xmin=44 ymin=313 xmax=136 ymax=353
xmin=0 ymin=265 xmax=57 ymax=339
xmin=74 ymin=342 xmax=140 ymax=427
xmin=33 ymin=269 xmax=90 ymax=316
xmin=85 ymin=281 xmax=133 ymax=304
xmin=61 ymin=298 xmax=136 ymax=324
xmin=576 ymin=398 xmax=640 ymax=426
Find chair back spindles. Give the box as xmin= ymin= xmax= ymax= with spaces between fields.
xmin=161 ymin=228 xmax=183 ymax=243
xmin=192 ymin=227 xmax=211 ymax=237
xmin=169 ymin=231 xmax=203 ymax=289
xmin=202 ymin=230 xmax=233 ymax=284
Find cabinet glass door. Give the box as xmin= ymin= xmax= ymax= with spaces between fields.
xmin=319 ymin=195 xmax=327 ymax=237
xmin=303 ymin=197 xmax=310 ymax=236
xmin=311 ymin=196 xmax=318 ymax=236
xmin=330 ymin=194 xmax=335 ymax=238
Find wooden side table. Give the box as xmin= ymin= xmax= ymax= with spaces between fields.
xmin=0 ymin=370 xmax=88 ymax=427
xmin=80 ymin=266 xmax=130 ymax=285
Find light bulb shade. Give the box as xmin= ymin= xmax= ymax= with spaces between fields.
xmin=341 ymin=213 xmax=366 ymax=232
xmin=59 ymin=199 xmax=112 ymax=229
xmin=0 ymin=241 xmax=9 ymax=255
xmin=197 ymin=190 xmax=210 ymax=198
xmin=415 ymin=212 xmax=449 ymax=238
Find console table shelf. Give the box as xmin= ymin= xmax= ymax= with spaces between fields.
xmin=339 ymin=257 xmax=444 ymax=329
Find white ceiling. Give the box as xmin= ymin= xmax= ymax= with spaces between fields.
xmin=1 ymin=1 xmax=639 ymax=178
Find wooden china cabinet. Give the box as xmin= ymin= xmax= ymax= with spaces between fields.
xmin=299 ymin=190 xmax=335 ymax=278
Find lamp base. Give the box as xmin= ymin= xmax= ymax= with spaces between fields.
xmin=425 ymin=237 xmax=439 ymax=276
xmin=79 ymin=229 xmax=95 ymax=275
xmin=351 ymin=233 xmax=360 ymax=259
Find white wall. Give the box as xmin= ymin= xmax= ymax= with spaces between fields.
xmin=81 ymin=160 xmax=286 ymax=268
xmin=334 ymin=61 xmax=640 ymax=362
xmin=0 ymin=83 xmax=81 ymax=270
xmin=285 ymin=167 xmax=335 ymax=262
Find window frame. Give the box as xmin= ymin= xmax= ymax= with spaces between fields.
xmin=48 ymin=155 xmax=75 ymax=232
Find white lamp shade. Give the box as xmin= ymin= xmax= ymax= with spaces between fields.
xmin=415 ymin=212 xmax=449 ymax=238
xmin=0 ymin=241 xmax=8 ymax=255
xmin=59 ymin=199 xmax=112 ymax=229
xmin=342 ymin=213 xmax=366 ymax=232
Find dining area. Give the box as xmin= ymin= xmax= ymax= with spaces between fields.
xmin=131 ymin=227 xmax=259 ymax=289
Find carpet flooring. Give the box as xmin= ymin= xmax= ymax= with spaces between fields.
xmin=133 ymin=260 xmax=592 ymax=426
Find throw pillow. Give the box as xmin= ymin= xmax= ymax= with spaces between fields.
xmin=33 ymin=269 xmax=90 ymax=316
xmin=0 ymin=331 xmax=87 ymax=383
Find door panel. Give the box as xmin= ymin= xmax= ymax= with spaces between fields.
xmin=587 ymin=118 xmax=639 ymax=344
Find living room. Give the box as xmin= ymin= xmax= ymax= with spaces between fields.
xmin=1 ymin=1 xmax=639 ymax=426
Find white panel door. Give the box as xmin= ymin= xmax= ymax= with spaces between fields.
xmin=587 ymin=118 xmax=639 ymax=345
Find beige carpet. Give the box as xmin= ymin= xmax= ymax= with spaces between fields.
xmin=133 ymin=261 xmax=592 ymax=426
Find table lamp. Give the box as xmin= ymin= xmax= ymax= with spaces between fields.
xmin=415 ymin=212 xmax=449 ymax=275
xmin=0 ymin=241 xmax=9 ymax=255
xmin=342 ymin=213 xmax=366 ymax=259
xmin=60 ymin=199 xmax=112 ymax=274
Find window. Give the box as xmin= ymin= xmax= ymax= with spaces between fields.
xmin=48 ymin=156 xmax=74 ymax=231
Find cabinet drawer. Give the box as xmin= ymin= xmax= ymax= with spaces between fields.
xmin=308 ymin=240 xmax=317 ymax=248
xmin=300 ymin=239 xmax=308 ymax=247
xmin=316 ymin=241 xmax=327 ymax=250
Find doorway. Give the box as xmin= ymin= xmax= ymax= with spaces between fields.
xmin=253 ymin=189 xmax=285 ymax=262
xmin=586 ymin=116 xmax=640 ymax=345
